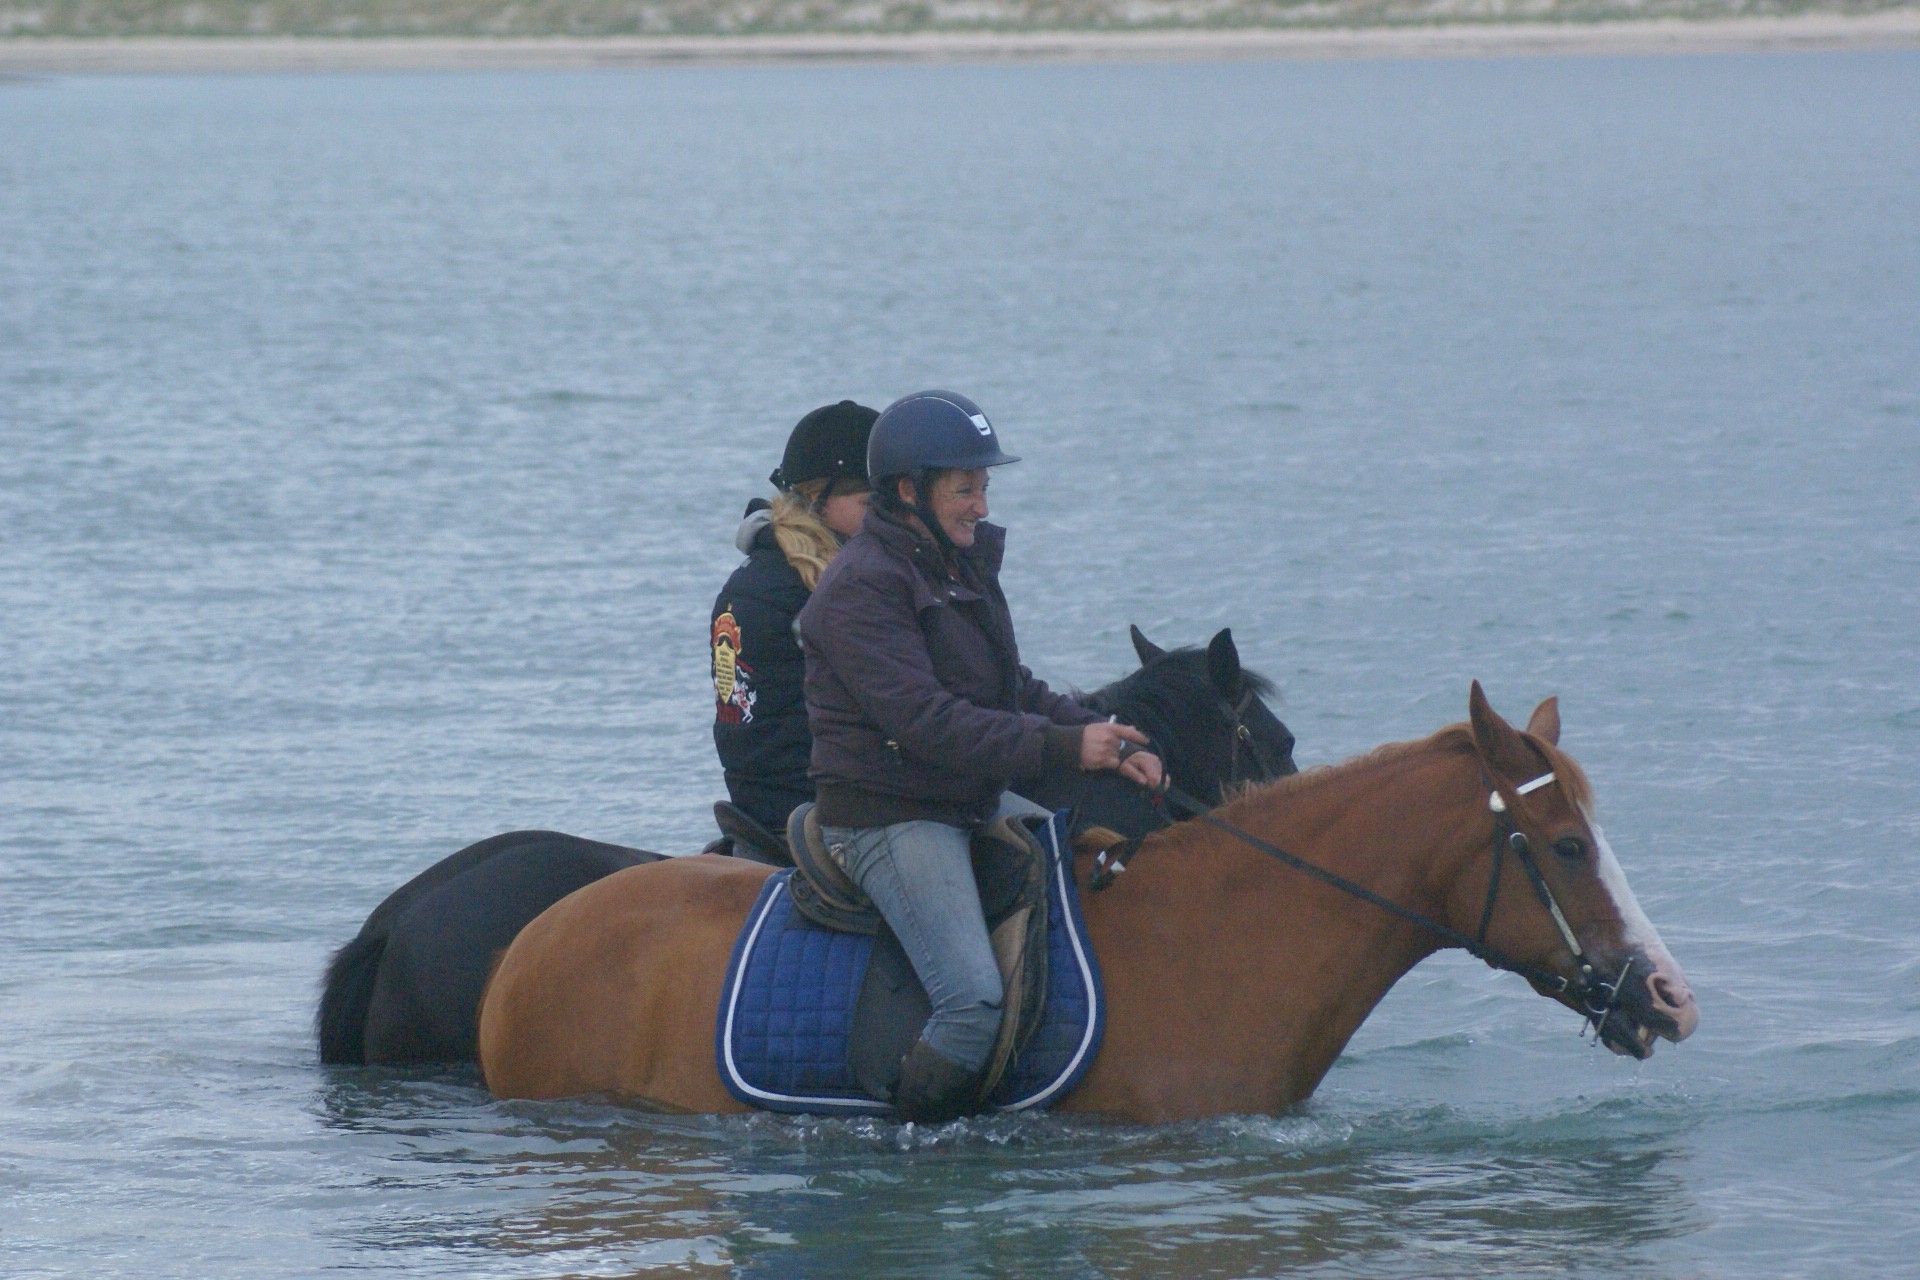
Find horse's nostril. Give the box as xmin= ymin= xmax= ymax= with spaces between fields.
xmin=1644 ymin=970 xmax=1700 ymax=1040
xmin=1648 ymin=973 xmax=1691 ymax=1011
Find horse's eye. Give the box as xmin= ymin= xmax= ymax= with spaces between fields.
xmin=1554 ymin=837 xmax=1588 ymax=860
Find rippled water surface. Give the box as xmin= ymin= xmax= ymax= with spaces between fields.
xmin=4 ymin=52 xmax=1918 ymax=1278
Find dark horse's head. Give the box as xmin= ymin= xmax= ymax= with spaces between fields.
xmin=1084 ymin=625 xmax=1298 ymax=801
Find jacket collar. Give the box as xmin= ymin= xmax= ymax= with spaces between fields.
xmin=863 ymin=506 xmax=1006 ymax=579
xmin=735 ymin=503 xmax=776 ymax=554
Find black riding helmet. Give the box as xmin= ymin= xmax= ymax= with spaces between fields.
xmin=770 ymin=400 xmax=878 ymax=497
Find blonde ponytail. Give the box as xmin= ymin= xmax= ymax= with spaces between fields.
xmin=769 ymin=485 xmax=844 ymax=591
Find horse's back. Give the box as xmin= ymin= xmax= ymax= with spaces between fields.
xmin=321 ymin=830 xmax=661 ymax=1066
xmin=366 ymin=836 xmax=657 ymax=1062
xmin=365 ymin=830 xmax=646 ymax=935
xmin=477 ymin=854 xmax=774 ymax=1107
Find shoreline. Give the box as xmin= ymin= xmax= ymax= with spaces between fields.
xmin=3 ymin=13 xmax=1919 ymax=72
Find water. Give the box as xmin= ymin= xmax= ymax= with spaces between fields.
xmin=3 ymin=51 xmax=1917 ymax=1278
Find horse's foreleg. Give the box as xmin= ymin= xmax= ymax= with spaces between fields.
xmin=476 ymin=857 xmax=768 ymax=1111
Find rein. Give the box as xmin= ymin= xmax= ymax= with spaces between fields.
xmin=1088 ymin=767 xmax=1632 ymax=1044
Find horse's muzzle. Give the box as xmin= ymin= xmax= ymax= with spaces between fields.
xmin=1590 ymin=951 xmax=1699 ymax=1059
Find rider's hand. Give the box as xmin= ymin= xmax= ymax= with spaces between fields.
xmin=1079 ymin=721 xmax=1146 ymax=771
xmin=1081 ymin=722 xmax=1164 ymax=791
xmin=1117 ymin=747 xmax=1164 ymax=791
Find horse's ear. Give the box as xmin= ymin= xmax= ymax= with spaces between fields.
xmin=1469 ymin=681 xmax=1535 ymax=778
xmin=1206 ymin=629 xmax=1242 ymax=696
xmin=1525 ymin=696 xmax=1561 ymax=746
xmin=1130 ymin=624 xmax=1166 ymax=666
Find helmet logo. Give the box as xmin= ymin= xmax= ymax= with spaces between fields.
xmin=969 ymin=413 xmax=993 ymax=437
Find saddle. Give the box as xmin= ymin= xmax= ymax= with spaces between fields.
xmin=784 ymin=803 xmax=1052 ymax=1105
xmin=712 ymin=802 xmax=792 ymax=866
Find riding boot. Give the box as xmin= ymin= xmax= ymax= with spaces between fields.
xmin=892 ymin=1040 xmax=984 ymax=1125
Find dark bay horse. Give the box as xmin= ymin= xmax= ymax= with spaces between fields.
xmin=316 ymin=829 xmax=663 ymax=1066
xmin=318 ymin=626 xmax=1294 ymax=1066
xmin=476 ymin=685 xmax=1696 ymax=1121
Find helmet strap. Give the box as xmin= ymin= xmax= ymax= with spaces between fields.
xmin=909 ymin=472 xmax=961 ymax=567
xmin=809 ymin=463 xmax=843 ymax=517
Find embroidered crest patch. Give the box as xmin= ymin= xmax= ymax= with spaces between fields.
xmin=712 ymin=610 xmax=757 ymax=724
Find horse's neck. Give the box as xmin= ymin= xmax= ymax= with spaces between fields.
xmin=1060 ymin=771 xmax=1166 ymax=839
xmin=1089 ymin=746 xmax=1481 ymax=1118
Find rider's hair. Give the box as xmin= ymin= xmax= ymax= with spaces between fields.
xmin=872 ymin=468 xmax=952 ymax=516
xmin=769 ymin=479 xmax=847 ymax=591
xmin=871 ymin=473 xmax=911 ymax=515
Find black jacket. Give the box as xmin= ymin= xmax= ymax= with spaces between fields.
xmin=710 ymin=509 xmax=813 ymax=834
xmin=798 ymin=507 xmax=1099 ymax=828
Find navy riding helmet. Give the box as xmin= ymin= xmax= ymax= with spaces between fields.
xmin=866 ymin=390 xmax=1021 ymax=483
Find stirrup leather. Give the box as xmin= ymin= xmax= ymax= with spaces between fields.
xmin=786 ymin=804 xmax=881 ymax=935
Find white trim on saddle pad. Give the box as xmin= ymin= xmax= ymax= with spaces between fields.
xmin=999 ymin=813 xmax=1103 ymax=1112
xmin=719 ymin=876 xmax=883 ymax=1112
xmin=716 ymin=812 xmax=1104 ymax=1115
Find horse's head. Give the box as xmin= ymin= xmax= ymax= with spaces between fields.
xmin=1455 ymin=683 xmax=1698 ymax=1058
xmin=1103 ymin=625 xmax=1298 ymax=799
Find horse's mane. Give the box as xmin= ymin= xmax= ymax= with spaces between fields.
xmin=1221 ymin=722 xmax=1593 ymax=818
xmin=1077 ymin=646 xmax=1275 ymax=728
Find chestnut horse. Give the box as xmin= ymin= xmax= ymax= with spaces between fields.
xmin=317 ymin=626 xmax=1292 ymax=1066
xmin=476 ymin=685 xmax=1697 ymax=1122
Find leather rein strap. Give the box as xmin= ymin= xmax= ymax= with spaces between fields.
xmin=1089 ymin=768 xmax=1632 ymax=1034
xmin=1128 ymin=781 xmax=1574 ymax=996
xmin=1088 ymin=708 xmax=1631 ymax=1038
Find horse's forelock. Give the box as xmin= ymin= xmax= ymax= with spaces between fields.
xmin=1523 ymin=735 xmax=1595 ymax=814
xmin=1239 ymin=666 xmax=1278 ymax=699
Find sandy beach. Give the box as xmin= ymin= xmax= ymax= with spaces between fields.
xmin=3 ymin=12 xmax=1918 ymax=73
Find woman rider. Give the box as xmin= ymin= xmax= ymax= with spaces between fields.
xmin=710 ymin=401 xmax=878 ymax=850
xmin=798 ymin=390 xmax=1164 ymax=1122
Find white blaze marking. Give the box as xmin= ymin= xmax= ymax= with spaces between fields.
xmin=1584 ymin=808 xmax=1679 ymax=973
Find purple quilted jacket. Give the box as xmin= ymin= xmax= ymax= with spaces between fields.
xmin=798 ymin=507 xmax=1099 ymax=827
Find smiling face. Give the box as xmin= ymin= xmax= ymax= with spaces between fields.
xmin=897 ymin=467 xmax=990 ymax=548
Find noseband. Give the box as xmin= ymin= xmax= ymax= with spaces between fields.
xmin=1089 ymin=767 xmax=1633 ymax=1048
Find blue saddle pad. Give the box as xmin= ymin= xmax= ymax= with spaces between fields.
xmin=716 ymin=810 xmax=1104 ymax=1115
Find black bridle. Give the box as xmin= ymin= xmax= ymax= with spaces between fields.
xmin=1219 ymin=688 xmax=1291 ymax=792
xmin=1104 ymin=682 xmax=1285 ymax=811
xmin=1087 ymin=764 xmax=1635 ymax=1049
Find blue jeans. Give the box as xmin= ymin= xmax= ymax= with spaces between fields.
xmin=821 ymin=792 xmax=1051 ymax=1073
